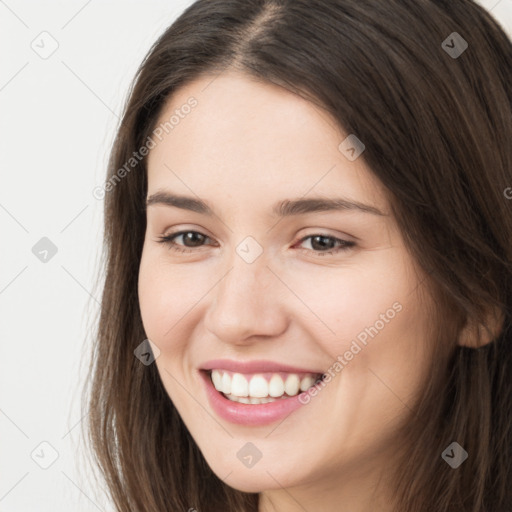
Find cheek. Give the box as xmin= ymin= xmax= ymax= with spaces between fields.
xmin=286 ymin=262 xmax=409 ymax=347
xmin=137 ymin=250 xmax=206 ymax=405
xmin=288 ymin=257 xmax=431 ymax=386
xmin=138 ymin=249 xmax=181 ymax=341
xmin=138 ymin=247 xmax=212 ymax=346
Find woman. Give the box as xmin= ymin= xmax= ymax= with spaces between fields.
xmin=83 ymin=1 xmax=512 ymax=510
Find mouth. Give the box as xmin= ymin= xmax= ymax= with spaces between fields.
xmin=204 ymin=369 xmax=326 ymax=404
xmin=198 ymin=359 xmax=328 ymax=425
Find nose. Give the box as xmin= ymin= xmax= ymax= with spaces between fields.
xmin=203 ymin=250 xmax=288 ymax=345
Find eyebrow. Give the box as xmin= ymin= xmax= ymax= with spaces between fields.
xmin=146 ymin=191 xmax=386 ymax=217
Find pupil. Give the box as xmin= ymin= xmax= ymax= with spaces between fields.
xmin=311 ymin=235 xmax=334 ymax=251
xmin=184 ymin=232 xmax=204 ymax=247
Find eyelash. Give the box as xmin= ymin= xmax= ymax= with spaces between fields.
xmin=156 ymin=230 xmax=356 ymax=257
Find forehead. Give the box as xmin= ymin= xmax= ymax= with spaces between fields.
xmin=146 ymin=70 xmax=387 ymax=214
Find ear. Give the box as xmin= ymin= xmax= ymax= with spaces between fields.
xmin=457 ymin=305 xmax=505 ymax=348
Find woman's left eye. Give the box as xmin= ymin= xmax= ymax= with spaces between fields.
xmin=156 ymin=231 xmax=356 ymax=256
xmin=294 ymin=234 xmax=356 ymax=256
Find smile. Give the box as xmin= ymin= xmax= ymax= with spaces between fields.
xmin=199 ymin=366 xmax=326 ymax=426
xmin=210 ymin=370 xmax=324 ymax=404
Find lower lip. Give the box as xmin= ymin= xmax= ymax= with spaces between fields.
xmin=199 ymin=370 xmax=312 ymax=426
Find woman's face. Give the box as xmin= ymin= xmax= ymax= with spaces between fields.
xmin=138 ymin=70 xmax=434 ymax=500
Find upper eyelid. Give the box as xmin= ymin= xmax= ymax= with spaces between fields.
xmin=164 ymin=229 xmax=215 ymax=242
xmin=158 ymin=225 xmax=214 ymax=240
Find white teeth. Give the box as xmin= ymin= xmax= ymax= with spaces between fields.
xmin=269 ymin=374 xmax=285 ymax=397
xmin=284 ymin=374 xmax=300 ymax=396
xmin=209 ymin=370 xmax=322 ymax=400
xmin=211 ymin=370 xmax=223 ymax=390
xmin=225 ymin=394 xmax=279 ymax=404
xmin=221 ymin=372 xmax=231 ymax=394
xmin=231 ymin=373 xmax=249 ymax=397
xmin=300 ymin=375 xmax=316 ymax=392
xmin=249 ymin=375 xmax=269 ymax=398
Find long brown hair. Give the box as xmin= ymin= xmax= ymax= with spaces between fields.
xmin=82 ymin=1 xmax=512 ymax=510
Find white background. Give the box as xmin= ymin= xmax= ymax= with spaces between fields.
xmin=1 ymin=1 xmax=511 ymax=510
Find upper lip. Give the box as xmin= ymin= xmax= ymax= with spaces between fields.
xmin=200 ymin=358 xmax=324 ymax=374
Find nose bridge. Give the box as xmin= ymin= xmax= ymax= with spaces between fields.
xmin=204 ymin=245 xmax=286 ymax=342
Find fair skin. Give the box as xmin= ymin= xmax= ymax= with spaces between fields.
xmin=138 ymin=70 xmax=436 ymax=512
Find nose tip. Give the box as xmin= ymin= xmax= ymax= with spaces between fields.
xmin=203 ymin=260 xmax=288 ymax=345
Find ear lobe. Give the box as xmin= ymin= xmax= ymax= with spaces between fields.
xmin=457 ymin=305 xmax=505 ymax=348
